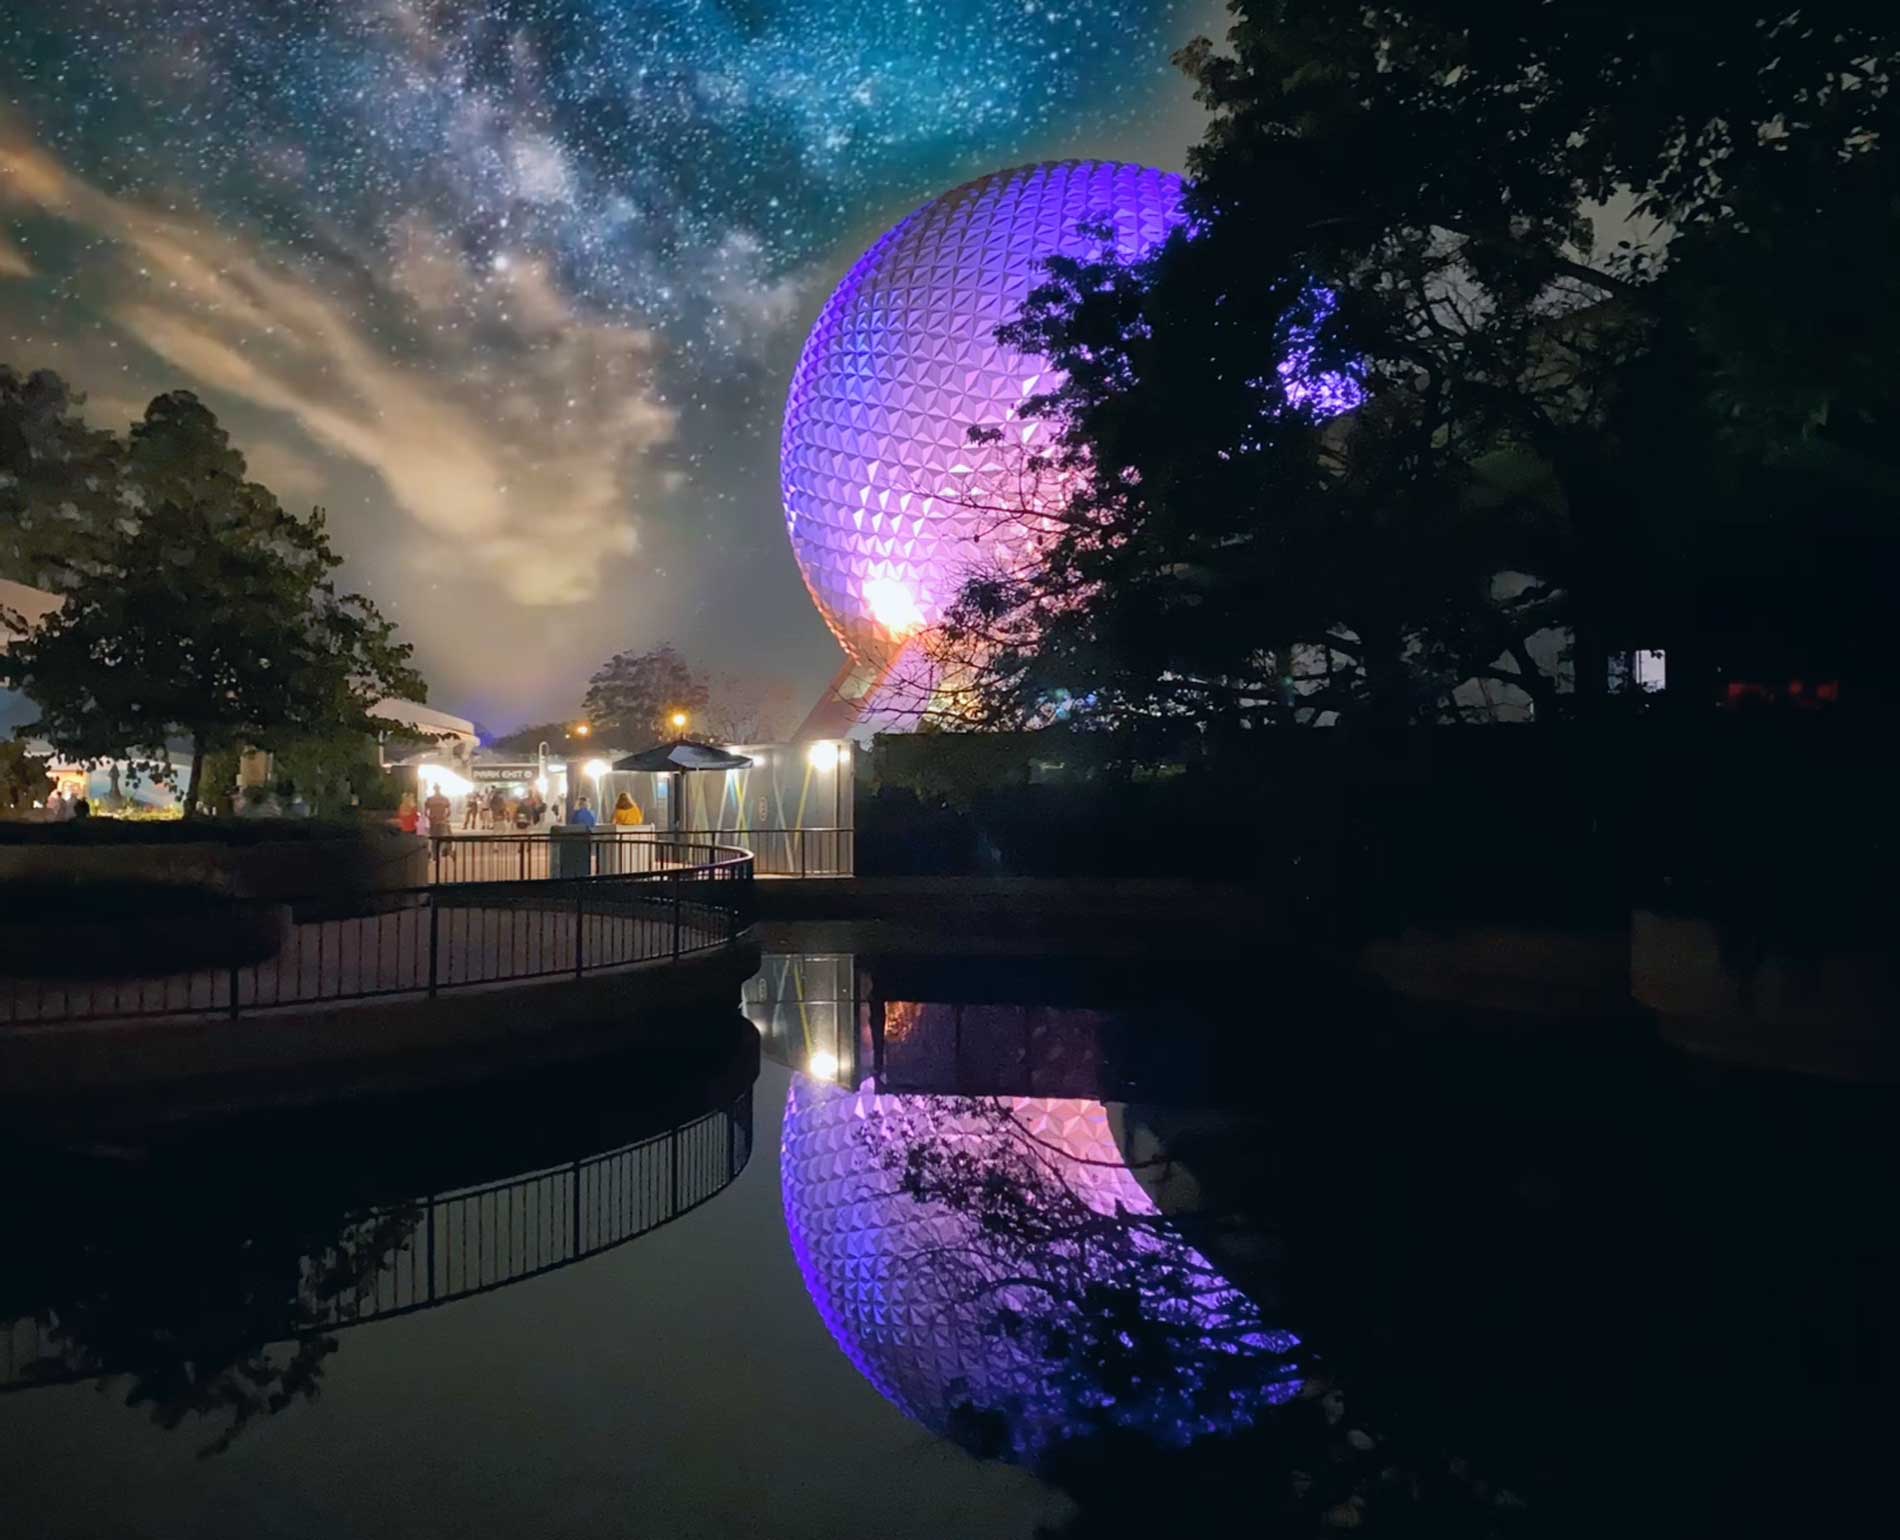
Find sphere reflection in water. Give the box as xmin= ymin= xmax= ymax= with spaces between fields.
xmin=780 ymin=1076 xmax=1300 ymax=1460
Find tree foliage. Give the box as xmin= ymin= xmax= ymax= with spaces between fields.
xmin=695 ymin=671 xmax=799 ymax=743
xmin=933 ymin=2 xmax=1899 ymax=742
xmin=0 ymin=364 xmax=121 ymax=588
xmin=0 ymin=737 xmax=53 ymax=814
xmin=502 ymin=659 xmax=795 ymax=752
xmin=580 ymin=643 xmax=708 ymax=742
xmin=487 ymin=719 xmax=579 ymax=755
xmin=0 ymin=390 xmax=425 ymax=809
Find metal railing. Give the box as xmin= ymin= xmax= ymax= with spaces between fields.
xmin=1 ymin=845 xmax=754 ymax=1028
xmin=428 ymin=826 xmax=853 ymax=883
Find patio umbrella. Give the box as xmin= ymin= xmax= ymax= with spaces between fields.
xmin=611 ymin=740 xmax=754 ymax=774
xmin=612 ymin=739 xmax=754 ymax=832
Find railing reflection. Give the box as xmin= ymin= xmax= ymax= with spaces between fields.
xmin=316 ymin=1093 xmax=754 ymax=1329
xmin=1 ymin=1090 xmax=754 ymax=1400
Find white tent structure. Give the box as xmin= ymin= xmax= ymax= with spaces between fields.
xmin=2 ymin=576 xmax=471 ymax=807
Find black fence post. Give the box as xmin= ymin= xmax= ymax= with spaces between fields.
xmin=671 ymin=874 xmax=683 ymax=959
xmin=575 ymin=884 xmax=586 ymax=977
xmin=428 ymin=897 xmax=440 ymax=996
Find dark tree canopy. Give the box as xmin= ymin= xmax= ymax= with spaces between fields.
xmin=0 ymin=390 xmax=425 ymax=809
xmin=487 ymin=719 xmax=581 ymax=756
xmin=499 ymin=661 xmax=793 ymax=752
xmin=580 ymin=643 xmax=708 ymax=743
xmin=934 ymin=2 xmax=1899 ymax=741
xmin=0 ymin=365 xmax=121 ymax=588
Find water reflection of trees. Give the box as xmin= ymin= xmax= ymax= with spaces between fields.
xmin=3 ymin=1084 xmax=753 ymax=1456
xmin=869 ymin=1094 xmax=1300 ymax=1453
xmin=782 ymin=1078 xmax=1299 ymax=1464
xmin=14 ymin=1203 xmax=422 ymax=1456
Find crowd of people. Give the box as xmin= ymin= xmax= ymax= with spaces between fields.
xmin=391 ymin=784 xmax=646 ymax=840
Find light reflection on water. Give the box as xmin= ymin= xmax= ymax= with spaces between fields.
xmin=747 ymin=952 xmax=1304 ymax=1461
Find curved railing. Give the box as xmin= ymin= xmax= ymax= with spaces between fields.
xmin=428 ymin=827 xmax=853 ymax=883
xmin=0 ymin=843 xmax=755 ymax=1028
xmin=1 ymin=1088 xmax=754 ymax=1394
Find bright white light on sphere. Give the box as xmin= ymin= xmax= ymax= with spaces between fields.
xmin=781 ymin=160 xmax=1187 ymax=668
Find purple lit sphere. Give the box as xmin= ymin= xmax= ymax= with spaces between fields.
xmin=780 ymin=1077 xmax=1300 ymax=1460
xmin=781 ymin=161 xmax=1187 ymax=667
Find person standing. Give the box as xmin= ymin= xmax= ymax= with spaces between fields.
xmin=568 ymin=796 xmax=597 ymax=829
xmin=612 ymin=791 xmax=644 ymax=827
xmin=424 ymin=783 xmax=454 ymax=864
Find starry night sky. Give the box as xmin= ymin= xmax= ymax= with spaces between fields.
xmin=0 ymin=0 xmax=1209 ymax=729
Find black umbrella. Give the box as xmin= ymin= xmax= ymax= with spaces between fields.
xmin=611 ymin=739 xmax=753 ymax=833
xmin=611 ymin=739 xmax=754 ymax=774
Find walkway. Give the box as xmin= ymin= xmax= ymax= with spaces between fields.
xmin=3 ymin=864 xmax=751 ymax=1030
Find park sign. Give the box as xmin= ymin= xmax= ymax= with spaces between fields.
xmin=471 ymin=761 xmax=541 ymax=784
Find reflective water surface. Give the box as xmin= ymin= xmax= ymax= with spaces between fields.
xmin=2 ymin=950 xmax=1895 ymax=1538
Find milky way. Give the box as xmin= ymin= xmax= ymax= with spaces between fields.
xmin=0 ymin=0 xmax=1199 ymax=726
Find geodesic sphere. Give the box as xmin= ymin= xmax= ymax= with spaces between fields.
xmin=779 ymin=1076 xmax=1301 ymax=1460
xmin=781 ymin=160 xmax=1185 ymax=667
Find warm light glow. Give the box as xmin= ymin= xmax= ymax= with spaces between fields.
xmin=807 ymin=740 xmax=844 ymax=770
xmin=417 ymin=764 xmax=473 ymax=798
xmin=584 ymin=758 xmax=611 ymax=780
xmin=572 ymin=723 xmax=591 ymax=737
xmin=808 ymin=1050 xmax=840 ymax=1081
xmin=863 ymin=575 xmax=925 ymax=639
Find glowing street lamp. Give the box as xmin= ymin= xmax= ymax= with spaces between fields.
xmin=669 ymin=710 xmax=688 ymax=732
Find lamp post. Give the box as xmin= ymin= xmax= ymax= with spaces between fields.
xmin=561 ymin=724 xmax=593 ymax=825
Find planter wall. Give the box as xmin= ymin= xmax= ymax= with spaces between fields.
xmin=1632 ymin=908 xmax=1896 ymax=1080
xmin=1358 ymin=924 xmax=1634 ymax=1018
xmin=0 ymin=901 xmax=291 ymax=979
xmin=0 ymin=834 xmax=428 ymax=917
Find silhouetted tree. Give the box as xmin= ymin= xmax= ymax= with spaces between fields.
xmin=489 ymin=719 xmax=581 ymax=755
xmin=0 ymin=737 xmax=52 ymax=813
xmin=935 ymin=3 xmax=1899 ymax=738
xmin=0 ymin=364 xmax=121 ymax=588
xmin=0 ymin=392 xmax=425 ymax=810
xmin=581 ymin=643 xmax=708 ymax=742
xmin=696 ymin=671 xmax=799 ymax=743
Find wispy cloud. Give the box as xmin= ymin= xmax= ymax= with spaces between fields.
xmin=0 ymin=230 xmax=31 ymax=278
xmin=242 ymin=438 xmax=327 ymax=503
xmin=0 ymin=136 xmax=675 ymax=608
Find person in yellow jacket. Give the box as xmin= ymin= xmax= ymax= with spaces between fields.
xmin=611 ymin=791 xmax=645 ymax=826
